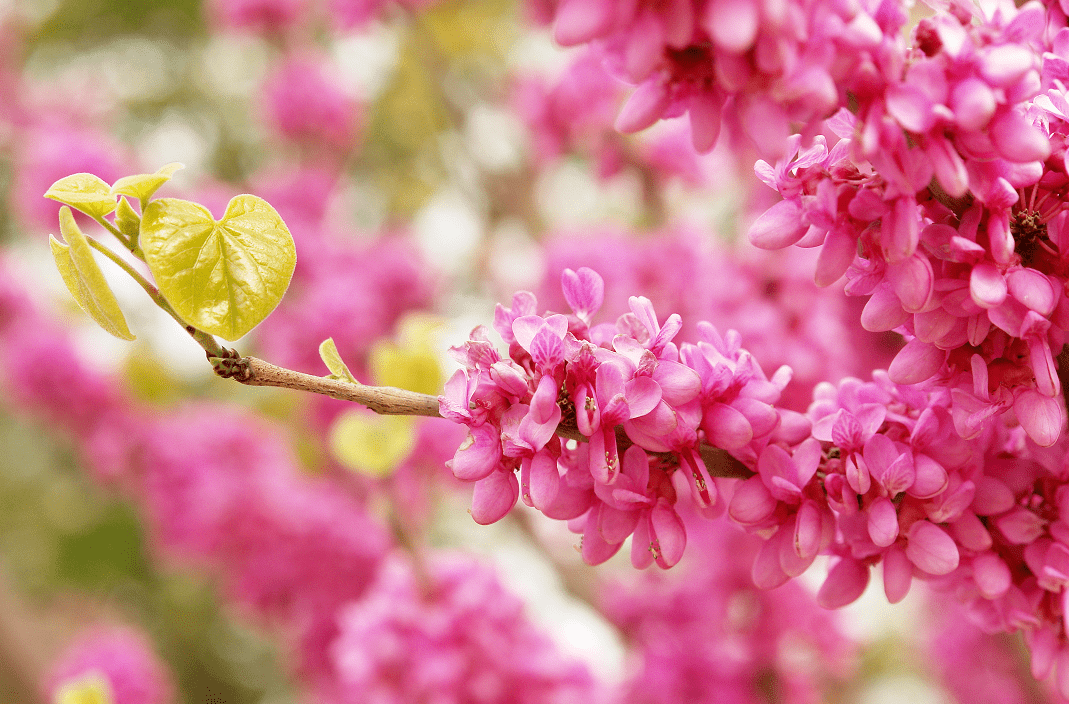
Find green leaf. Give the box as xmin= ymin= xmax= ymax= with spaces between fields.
xmin=114 ymin=196 xmax=141 ymax=241
xmin=139 ymin=195 xmax=296 ymax=341
xmin=50 ymin=206 xmax=135 ymax=341
xmin=329 ymin=412 xmax=415 ymax=477
xmin=319 ymin=338 xmax=359 ymax=384
xmin=45 ymin=173 xmax=117 ymax=219
xmin=111 ymin=162 xmax=184 ymax=207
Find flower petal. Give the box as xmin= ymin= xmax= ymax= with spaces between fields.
xmin=867 ymin=496 xmax=900 ymax=547
xmin=450 ymin=424 xmax=501 ymax=481
xmin=887 ymin=338 xmax=945 ymax=385
xmin=747 ymin=199 xmax=809 ymax=250
xmin=906 ymin=520 xmax=959 ymax=575
xmin=817 ymin=557 xmax=870 ymax=608
xmin=650 ymin=501 xmax=686 ymax=568
xmin=470 ymin=470 xmax=519 ymax=525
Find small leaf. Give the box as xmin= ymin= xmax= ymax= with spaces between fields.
xmin=111 ymin=162 xmax=184 ymax=206
xmin=50 ymin=206 xmax=135 ymax=340
xmin=114 ymin=196 xmax=141 ymax=241
xmin=329 ymin=412 xmax=415 ymax=477
xmin=319 ymin=337 xmax=359 ymax=383
xmin=139 ymin=194 xmax=297 ymax=341
xmin=45 ymin=173 xmax=117 ymax=219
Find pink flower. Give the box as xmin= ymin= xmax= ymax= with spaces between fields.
xmin=206 ymin=0 xmax=309 ymax=33
xmin=324 ymin=555 xmax=602 ymax=703
xmin=14 ymin=122 xmax=129 ymax=231
xmin=46 ymin=627 xmax=173 ymax=704
xmin=262 ymin=53 xmax=362 ymax=153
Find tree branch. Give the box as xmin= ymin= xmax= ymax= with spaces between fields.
xmin=1058 ymin=344 xmax=1069 ymax=419
xmin=227 ymin=355 xmax=443 ymax=416
xmin=213 ymin=353 xmax=755 ymax=479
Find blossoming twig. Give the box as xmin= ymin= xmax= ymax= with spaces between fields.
xmin=209 ymin=352 xmax=754 ymax=479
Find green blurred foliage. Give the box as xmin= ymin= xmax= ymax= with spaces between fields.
xmin=32 ymin=0 xmax=205 ymax=46
xmin=0 ymin=408 xmax=295 ymax=704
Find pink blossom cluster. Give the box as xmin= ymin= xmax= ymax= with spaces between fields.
xmin=535 ymin=230 xmax=898 ymax=408
xmin=749 ymin=123 xmax=1068 ymax=446
xmin=446 ymin=268 xmax=1069 ymax=694
xmin=513 ymin=50 xmax=719 ymax=186
xmin=322 ymin=555 xmax=602 ymax=704
xmin=441 ymin=266 xmax=794 ymax=568
xmin=0 ymin=261 xmax=139 ymax=484
xmin=732 ymin=368 xmax=1069 ymax=694
xmin=741 ymin=1 xmax=1069 ymax=447
xmin=262 ymin=52 xmax=363 ymax=154
xmin=604 ymin=518 xmax=857 ymax=704
xmin=45 ymin=627 xmax=174 ymax=704
xmin=514 ymin=50 xmax=625 ymax=174
xmin=533 ymin=0 xmax=906 ymax=156
xmin=137 ymin=406 xmax=392 ymax=677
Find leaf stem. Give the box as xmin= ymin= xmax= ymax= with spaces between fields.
xmin=83 ymin=236 xmax=226 ymax=358
xmin=92 ymin=214 xmax=132 ymax=250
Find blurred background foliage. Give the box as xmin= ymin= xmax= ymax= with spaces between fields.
xmin=1 ymin=0 xmax=528 ymax=700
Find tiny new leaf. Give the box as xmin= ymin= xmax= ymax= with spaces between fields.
xmin=49 ymin=206 xmax=135 ymax=340
xmin=114 ymin=197 xmax=141 ymax=242
xmin=45 ymin=173 xmax=117 ymax=220
xmin=111 ymin=162 xmax=184 ymax=208
xmin=319 ymin=338 xmax=359 ymax=384
xmin=139 ymin=195 xmax=296 ymax=341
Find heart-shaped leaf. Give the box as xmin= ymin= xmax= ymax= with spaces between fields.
xmin=111 ymin=162 xmax=184 ymax=207
xmin=140 ymin=195 xmax=296 ymax=341
xmin=45 ymin=173 xmax=117 ymax=219
xmin=319 ymin=337 xmax=359 ymax=384
xmin=50 ymin=206 xmax=135 ymax=340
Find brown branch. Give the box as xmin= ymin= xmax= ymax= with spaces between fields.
xmin=232 ymin=356 xmax=442 ymax=416
xmin=1058 ymin=344 xmax=1069 ymax=420
xmin=216 ymin=353 xmax=755 ymax=479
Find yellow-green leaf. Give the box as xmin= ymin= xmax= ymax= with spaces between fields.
xmin=50 ymin=206 xmax=135 ymax=341
xmin=114 ymin=196 xmax=141 ymax=241
xmin=319 ymin=337 xmax=359 ymax=384
xmin=329 ymin=412 xmax=415 ymax=477
xmin=111 ymin=162 xmax=184 ymax=206
xmin=139 ymin=195 xmax=296 ymax=341
xmin=45 ymin=173 xmax=116 ymax=219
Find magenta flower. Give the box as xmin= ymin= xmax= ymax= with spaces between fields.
xmin=46 ymin=628 xmax=173 ymax=704
xmin=262 ymin=52 xmax=362 ymax=153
